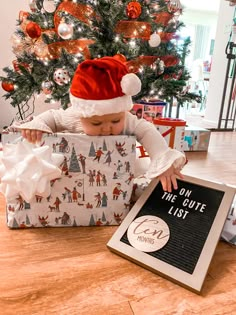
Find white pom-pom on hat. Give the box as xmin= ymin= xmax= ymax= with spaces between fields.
xmin=121 ymin=73 xmax=142 ymax=96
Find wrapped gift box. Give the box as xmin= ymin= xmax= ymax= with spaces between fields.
xmin=131 ymin=100 xmax=166 ymax=122
xmin=1 ymin=133 xmax=136 ymax=228
xmin=153 ymin=118 xmax=186 ymax=152
xmin=183 ymin=126 xmax=211 ymax=152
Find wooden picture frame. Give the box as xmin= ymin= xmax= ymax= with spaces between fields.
xmin=107 ymin=175 xmax=236 ymax=293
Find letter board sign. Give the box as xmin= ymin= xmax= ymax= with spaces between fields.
xmin=107 ymin=175 xmax=235 ymax=293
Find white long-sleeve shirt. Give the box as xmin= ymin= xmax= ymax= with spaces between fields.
xmin=17 ymin=108 xmax=186 ymax=178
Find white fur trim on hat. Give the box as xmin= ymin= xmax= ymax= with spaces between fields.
xmin=70 ymin=93 xmax=133 ymax=117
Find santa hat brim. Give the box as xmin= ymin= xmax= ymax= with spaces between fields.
xmin=70 ymin=93 xmax=133 ymax=117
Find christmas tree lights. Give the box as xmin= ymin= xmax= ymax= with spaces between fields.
xmin=0 ymin=0 xmax=200 ymax=120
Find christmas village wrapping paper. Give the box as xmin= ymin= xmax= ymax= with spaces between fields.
xmin=1 ymin=133 xmax=136 ymax=228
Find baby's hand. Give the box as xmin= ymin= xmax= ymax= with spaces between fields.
xmin=158 ymin=164 xmax=183 ymax=192
xmin=21 ymin=129 xmax=44 ymax=144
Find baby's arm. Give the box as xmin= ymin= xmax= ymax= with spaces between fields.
xmin=17 ymin=109 xmax=58 ymax=143
xmin=126 ymin=112 xmax=186 ymax=191
xmin=18 ymin=108 xmax=82 ymax=143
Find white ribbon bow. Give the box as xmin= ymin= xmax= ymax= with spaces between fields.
xmin=0 ymin=139 xmax=64 ymax=202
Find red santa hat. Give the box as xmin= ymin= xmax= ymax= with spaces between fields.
xmin=70 ymin=56 xmax=141 ymax=117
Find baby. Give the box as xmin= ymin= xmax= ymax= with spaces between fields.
xmin=19 ymin=56 xmax=186 ymax=192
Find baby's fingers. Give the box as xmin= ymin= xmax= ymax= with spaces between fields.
xmin=21 ymin=129 xmax=43 ymax=143
xmin=160 ymin=176 xmax=172 ymax=192
xmin=170 ymin=174 xmax=178 ymax=190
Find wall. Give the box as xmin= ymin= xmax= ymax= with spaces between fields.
xmin=204 ymin=1 xmax=235 ymax=125
xmin=180 ymin=9 xmax=218 ymax=26
xmin=0 ymin=0 xmax=60 ymax=130
xmin=179 ymin=10 xmax=218 ymax=73
xmin=0 ymin=1 xmax=28 ymax=128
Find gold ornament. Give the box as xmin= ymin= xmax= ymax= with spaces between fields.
xmin=34 ymin=39 xmax=49 ymax=58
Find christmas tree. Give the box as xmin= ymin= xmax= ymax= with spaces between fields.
xmin=69 ymin=145 xmax=81 ymax=172
xmin=0 ymin=0 xmax=200 ymax=120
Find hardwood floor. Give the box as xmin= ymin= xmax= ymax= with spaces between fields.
xmin=0 ymin=131 xmax=235 ymax=315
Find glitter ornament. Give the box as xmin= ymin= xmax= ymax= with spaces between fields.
xmin=126 ymin=2 xmax=142 ymax=19
xmin=167 ymin=0 xmax=181 ymax=13
xmin=34 ymin=40 xmax=49 ymax=58
xmin=58 ymin=22 xmax=74 ymax=40
xmin=11 ymin=34 xmax=34 ymax=56
xmin=53 ymin=68 xmax=70 ymax=86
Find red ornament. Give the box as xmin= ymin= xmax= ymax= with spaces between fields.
xmin=1 ymin=81 xmax=14 ymax=92
xmin=113 ymin=54 xmax=127 ymax=63
xmin=163 ymin=74 xmax=171 ymax=80
xmin=26 ymin=22 xmax=42 ymax=39
xmin=153 ymin=12 xmax=173 ymax=26
xmin=159 ymin=32 xmax=174 ymax=42
xmin=126 ymin=2 xmax=142 ymax=19
xmin=173 ymin=69 xmax=183 ymax=80
xmin=160 ymin=55 xmax=179 ymax=67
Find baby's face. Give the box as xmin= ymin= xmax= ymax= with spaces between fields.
xmin=80 ymin=112 xmax=126 ymax=136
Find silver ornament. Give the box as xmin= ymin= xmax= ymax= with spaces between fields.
xmin=58 ymin=23 xmax=73 ymax=40
xmin=42 ymin=80 xmax=54 ymax=94
xmin=158 ymin=60 xmax=165 ymax=75
xmin=29 ymin=0 xmax=37 ymax=12
xmin=53 ymin=68 xmax=70 ymax=86
xmin=43 ymin=0 xmax=56 ymax=13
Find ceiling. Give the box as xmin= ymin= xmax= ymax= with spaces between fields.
xmin=180 ymin=0 xmax=221 ymax=13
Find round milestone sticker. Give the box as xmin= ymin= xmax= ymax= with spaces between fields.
xmin=127 ymin=215 xmax=170 ymax=252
